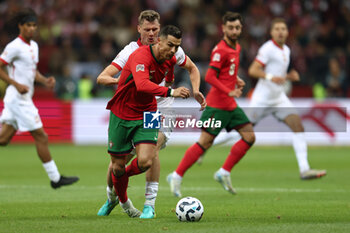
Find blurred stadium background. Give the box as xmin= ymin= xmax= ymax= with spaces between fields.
xmin=0 ymin=0 xmax=349 ymax=145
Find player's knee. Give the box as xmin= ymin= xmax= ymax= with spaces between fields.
xmin=0 ymin=137 xmax=10 ymax=146
xmin=33 ymin=131 xmax=49 ymax=144
xmin=243 ymin=133 xmax=255 ymax=145
xmin=111 ymin=163 xmax=125 ymax=176
xmin=199 ymin=140 xmax=213 ymax=150
xmin=138 ymin=157 xmax=152 ymax=171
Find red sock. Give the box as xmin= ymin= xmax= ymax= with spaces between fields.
xmin=125 ymin=158 xmax=143 ymax=177
xmin=222 ymin=139 xmax=251 ymax=172
xmin=111 ymin=171 xmax=129 ymax=203
xmin=175 ymin=143 xmax=205 ymax=177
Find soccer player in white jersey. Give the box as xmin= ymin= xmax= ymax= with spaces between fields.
xmin=96 ymin=10 xmax=206 ymax=218
xmin=0 ymin=8 xmax=79 ymax=188
xmin=248 ymin=18 xmax=326 ymax=180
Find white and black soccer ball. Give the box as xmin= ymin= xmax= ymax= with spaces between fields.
xmin=175 ymin=197 xmax=204 ymax=222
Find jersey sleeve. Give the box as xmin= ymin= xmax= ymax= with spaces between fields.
xmin=255 ymin=43 xmax=270 ymax=66
xmin=131 ymin=53 xmax=170 ymax=97
xmin=175 ymin=47 xmax=187 ymax=66
xmin=111 ymin=43 xmax=135 ymax=70
xmin=208 ymin=48 xmax=225 ymax=70
xmin=0 ymin=43 xmax=19 ymax=65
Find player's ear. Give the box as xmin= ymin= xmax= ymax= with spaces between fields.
xmin=137 ymin=25 xmax=141 ymax=34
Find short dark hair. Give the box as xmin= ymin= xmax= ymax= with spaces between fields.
xmin=14 ymin=8 xmax=37 ymax=25
xmin=138 ymin=10 xmax=160 ymax=25
xmin=222 ymin=12 xmax=243 ymax=25
xmin=270 ymin=18 xmax=287 ymax=29
xmin=159 ymin=25 xmax=182 ymax=39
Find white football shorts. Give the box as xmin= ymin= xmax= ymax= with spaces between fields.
xmin=0 ymin=100 xmax=43 ymax=132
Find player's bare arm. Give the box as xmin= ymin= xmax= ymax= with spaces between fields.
xmin=96 ymin=65 xmax=120 ymax=86
xmin=35 ymin=71 xmax=55 ymax=89
xmin=248 ymin=60 xmax=285 ymax=84
xmin=0 ymin=61 xmax=29 ymax=94
xmin=286 ymin=69 xmax=300 ymax=82
xmin=181 ymin=55 xmax=207 ymax=110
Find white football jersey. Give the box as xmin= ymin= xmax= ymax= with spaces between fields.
xmin=251 ymin=40 xmax=291 ymax=104
xmin=0 ymin=36 xmax=39 ymax=103
xmin=111 ymin=38 xmax=187 ymax=71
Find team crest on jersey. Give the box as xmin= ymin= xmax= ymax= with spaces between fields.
xmin=212 ymin=53 xmax=221 ymax=62
xmin=136 ymin=64 xmax=145 ymax=72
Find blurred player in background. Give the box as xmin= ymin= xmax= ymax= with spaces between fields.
xmin=0 ymin=8 xmax=79 ymax=188
xmin=248 ymin=18 xmax=326 ymax=180
xmin=97 ymin=11 xmax=206 ymax=218
xmin=168 ymin=12 xmax=255 ymax=197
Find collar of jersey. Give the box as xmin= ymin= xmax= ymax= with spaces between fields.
xmin=222 ymin=39 xmax=237 ymax=50
xmin=18 ymin=35 xmax=31 ymax=46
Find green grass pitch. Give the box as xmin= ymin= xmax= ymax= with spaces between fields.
xmin=1 ymin=144 xmax=349 ymax=233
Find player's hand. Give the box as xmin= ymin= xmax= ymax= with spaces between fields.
xmin=286 ymin=70 xmax=300 ymax=82
xmin=236 ymin=77 xmax=245 ymax=88
xmin=228 ymin=88 xmax=242 ymax=98
xmin=173 ymin=87 xmax=190 ymax=99
xmin=193 ymin=91 xmax=207 ymax=111
xmin=15 ymin=83 xmax=29 ymax=94
xmin=45 ymin=76 xmax=56 ymax=89
xmin=271 ymin=76 xmax=285 ymax=85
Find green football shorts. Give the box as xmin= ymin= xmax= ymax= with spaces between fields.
xmin=108 ymin=112 xmax=158 ymax=156
xmin=199 ymin=105 xmax=250 ymax=136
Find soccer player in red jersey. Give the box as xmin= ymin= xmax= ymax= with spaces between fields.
xmin=96 ymin=11 xmax=206 ymax=219
xmin=168 ymin=12 xmax=255 ymax=197
xmin=106 ymin=25 xmax=203 ymax=217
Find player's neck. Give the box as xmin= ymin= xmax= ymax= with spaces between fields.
xmin=151 ymin=44 xmax=165 ymax=63
xmin=223 ymin=37 xmax=237 ymax=49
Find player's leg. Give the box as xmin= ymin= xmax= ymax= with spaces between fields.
xmin=215 ymin=107 xmax=255 ymax=194
xmin=197 ymin=131 xmax=240 ymax=165
xmin=0 ymin=105 xmax=18 ymax=145
xmin=97 ymin=161 xmax=119 ymax=216
xmin=0 ymin=123 xmax=17 ymax=146
xmin=98 ymin=152 xmax=135 ymax=216
xmin=167 ymin=130 xmax=215 ymax=197
xmin=283 ymin=114 xmax=326 ymax=179
xmin=110 ymin=154 xmax=140 ymax=217
xmin=139 ymin=132 xmax=164 ymax=219
xmin=107 ymin=112 xmax=141 ymax=217
xmin=30 ymin=128 xmax=79 ymax=188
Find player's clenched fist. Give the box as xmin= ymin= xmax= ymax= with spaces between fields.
xmin=172 ymin=87 xmax=190 ymax=99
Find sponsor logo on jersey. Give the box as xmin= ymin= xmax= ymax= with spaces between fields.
xmin=136 ymin=64 xmax=145 ymax=72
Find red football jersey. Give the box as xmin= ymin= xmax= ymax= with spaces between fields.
xmin=106 ymin=45 xmax=175 ymax=120
xmin=205 ymin=40 xmax=241 ymax=111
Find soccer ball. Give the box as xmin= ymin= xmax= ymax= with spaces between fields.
xmin=175 ymin=197 xmax=204 ymax=222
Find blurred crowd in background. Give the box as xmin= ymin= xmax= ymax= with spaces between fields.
xmin=0 ymin=0 xmax=349 ymax=100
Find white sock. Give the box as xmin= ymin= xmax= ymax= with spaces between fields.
xmin=144 ymin=182 xmax=158 ymax=208
xmin=292 ymin=132 xmax=310 ymax=173
xmin=173 ymin=171 xmax=183 ymax=180
xmin=106 ymin=186 xmax=118 ymax=203
xmin=219 ymin=167 xmax=230 ymax=176
xmin=42 ymin=160 xmax=60 ymax=182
